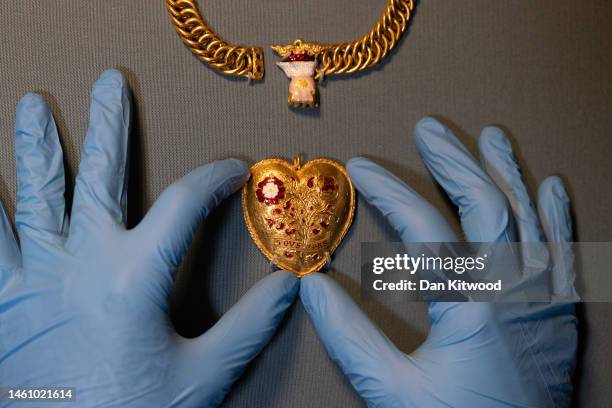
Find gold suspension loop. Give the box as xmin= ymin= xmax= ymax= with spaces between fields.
xmin=166 ymin=0 xmax=415 ymax=82
xmin=166 ymin=0 xmax=265 ymax=80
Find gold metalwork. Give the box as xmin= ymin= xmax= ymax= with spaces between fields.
xmin=271 ymin=40 xmax=325 ymax=59
xmin=166 ymin=0 xmax=416 ymax=83
xmin=242 ymin=156 xmax=355 ymax=277
xmin=166 ymin=0 xmax=264 ymax=79
xmin=272 ymin=0 xmax=415 ymax=81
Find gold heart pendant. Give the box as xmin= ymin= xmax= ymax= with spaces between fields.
xmin=242 ymin=156 xmax=355 ymax=277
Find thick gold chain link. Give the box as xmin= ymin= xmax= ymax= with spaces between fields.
xmin=166 ymin=0 xmax=265 ymax=79
xmin=316 ymin=0 xmax=415 ymax=80
xmin=166 ymin=0 xmax=415 ymax=80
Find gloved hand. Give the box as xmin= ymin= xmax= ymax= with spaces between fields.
xmin=0 ymin=69 xmax=299 ymax=407
xmin=300 ymin=117 xmax=578 ymax=407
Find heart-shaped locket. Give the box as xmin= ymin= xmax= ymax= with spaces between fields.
xmin=242 ymin=156 xmax=355 ymax=277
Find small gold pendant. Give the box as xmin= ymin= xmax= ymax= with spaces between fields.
xmin=272 ymin=40 xmax=325 ymax=108
xmin=242 ymin=156 xmax=355 ymax=277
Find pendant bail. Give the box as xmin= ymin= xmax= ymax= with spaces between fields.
xmin=292 ymin=155 xmax=302 ymax=170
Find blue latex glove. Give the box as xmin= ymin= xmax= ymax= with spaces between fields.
xmin=301 ymin=117 xmax=578 ymax=407
xmin=0 ymin=69 xmax=299 ymax=407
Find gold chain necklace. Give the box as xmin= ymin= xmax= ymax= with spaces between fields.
xmin=166 ymin=0 xmax=416 ymax=107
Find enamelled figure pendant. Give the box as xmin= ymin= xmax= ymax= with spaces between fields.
xmin=272 ymin=40 xmax=325 ymax=108
xmin=242 ymin=156 xmax=355 ymax=277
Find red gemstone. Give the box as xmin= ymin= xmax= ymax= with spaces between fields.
xmin=287 ymin=53 xmax=314 ymax=62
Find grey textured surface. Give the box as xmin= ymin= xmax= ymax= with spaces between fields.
xmin=0 ymin=1 xmax=611 ymax=407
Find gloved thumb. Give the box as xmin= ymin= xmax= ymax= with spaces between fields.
xmin=171 ymin=270 xmax=299 ymax=407
xmin=300 ymin=273 xmax=410 ymax=406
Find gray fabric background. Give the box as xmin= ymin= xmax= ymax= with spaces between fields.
xmin=0 ymin=1 xmax=610 ymax=406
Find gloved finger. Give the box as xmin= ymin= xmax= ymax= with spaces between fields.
xmin=415 ymin=117 xmax=516 ymax=243
xmin=300 ymin=273 xmax=408 ymax=404
xmin=69 ymin=69 xmax=130 ymax=240
xmin=173 ymin=271 xmax=299 ymax=406
xmin=136 ymin=159 xmax=248 ymax=273
xmin=479 ymin=127 xmax=544 ymax=243
xmin=0 ymin=201 xmax=20 ymax=285
xmin=538 ymin=176 xmax=578 ymax=299
xmin=347 ymin=157 xmax=460 ymax=320
xmin=479 ymin=127 xmax=550 ymax=275
xmin=347 ymin=156 xmax=457 ymax=243
xmin=14 ymin=93 xmax=67 ymax=245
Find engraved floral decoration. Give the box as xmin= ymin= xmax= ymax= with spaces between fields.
xmin=256 ymin=173 xmax=339 ymax=263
